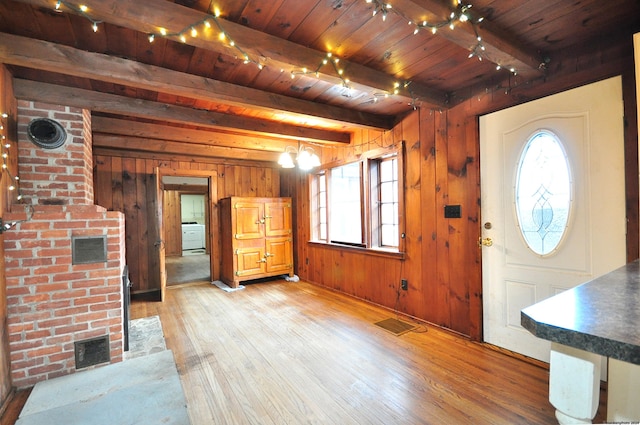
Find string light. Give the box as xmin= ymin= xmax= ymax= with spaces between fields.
xmin=54 ymin=1 xmax=102 ymax=32
xmin=362 ymin=0 xmax=518 ymax=77
xmin=51 ymin=0 xmax=520 ymax=112
xmin=0 ymin=112 xmax=22 ymax=203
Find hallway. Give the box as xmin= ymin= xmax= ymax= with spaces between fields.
xmin=166 ymin=251 xmax=210 ymax=285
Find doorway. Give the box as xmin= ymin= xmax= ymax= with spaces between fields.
xmin=162 ymin=175 xmax=212 ymax=286
xmin=479 ymin=77 xmax=627 ymax=362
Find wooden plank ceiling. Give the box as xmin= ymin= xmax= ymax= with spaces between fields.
xmin=0 ymin=0 xmax=638 ymax=156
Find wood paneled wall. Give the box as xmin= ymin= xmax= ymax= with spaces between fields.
xmin=163 ymin=190 xmax=182 ymax=257
xmin=93 ymin=152 xmax=281 ymax=294
xmin=282 ymin=43 xmax=639 ymax=341
xmin=281 ymin=109 xmax=482 ymax=338
xmin=0 ymin=65 xmax=18 ymax=414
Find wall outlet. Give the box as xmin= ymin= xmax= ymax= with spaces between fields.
xmin=401 ymin=279 xmax=408 ymax=290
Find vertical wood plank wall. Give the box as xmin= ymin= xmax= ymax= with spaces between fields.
xmin=0 ymin=65 xmax=17 ymax=413
xmin=93 ymin=155 xmax=281 ymax=294
xmin=163 ymin=190 xmax=182 ymax=256
xmin=281 ymin=108 xmax=483 ymax=338
xmin=282 ymin=54 xmax=639 ymax=339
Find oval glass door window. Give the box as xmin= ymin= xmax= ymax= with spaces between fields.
xmin=515 ymin=131 xmax=572 ymax=255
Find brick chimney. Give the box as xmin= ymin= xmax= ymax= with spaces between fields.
xmin=3 ymin=101 xmax=126 ymax=388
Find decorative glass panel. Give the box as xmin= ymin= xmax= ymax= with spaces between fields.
xmin=515 ymin=131 xmax=571 ymax=255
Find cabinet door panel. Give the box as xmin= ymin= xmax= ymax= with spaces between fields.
xmin=234 ymin=202 xmax=264 ymax=239
xmin=235 ymin=246 xmax=266 ymax=277
xmin=265 ymin=237 xmax=293 ymax=273
xmin=265 ymin=201 xmax=292 ymax=237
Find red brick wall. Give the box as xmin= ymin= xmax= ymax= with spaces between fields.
xmin=2 ymin=101 xmax=125 ymax=388
xmin=16 ymin=101 xmax=93 ymax=206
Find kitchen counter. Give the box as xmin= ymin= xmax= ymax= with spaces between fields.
xmin=521 ymin=259 xmax=640 ymax=365
xmin=521 ymin=260 xmax=640 ymax=424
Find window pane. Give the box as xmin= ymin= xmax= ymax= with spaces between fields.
xmin=330 ymin=162 xmax=362 ymax=244
xmin=381 ymin=224 xmax=398 ymax=246
xmin=380 ymin=160 xmax=394 ymax=181
xmin=311 ymin=173 xmax=328 ymax=242
xmin=380 ymin=182 xmax=394 ymax=202
xmin=381 ymin=203 xmax=395 ymax=224
xmin=515 ymin=131 xmax=571 ymax=255
xmin=377 ymin=157 xmax=399 ymax=248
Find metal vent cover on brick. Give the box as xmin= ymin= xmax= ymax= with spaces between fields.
xmin=27 ymin=118 xmax=67 ymax=149
xmin=72 ymin=235 xmax=107 ymax=265
xmin=75 ymin=335 xmax=110 ymax=369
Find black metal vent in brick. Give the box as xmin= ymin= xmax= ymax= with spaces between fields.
xmin=75 ymin=335 xmax=110 ymax=369
xmin=72 ymin=235 xmax=107 ymax=265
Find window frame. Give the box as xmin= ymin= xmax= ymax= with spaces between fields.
xmin=309 ymin=142 xmax=405 ymax=255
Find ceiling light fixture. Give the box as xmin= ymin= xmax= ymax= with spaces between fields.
xmin=278 ymin=143 xmax=321 ymax=171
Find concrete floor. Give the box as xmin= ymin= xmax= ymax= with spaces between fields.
xmin=16 ymin=317 xmax=189 ymax=425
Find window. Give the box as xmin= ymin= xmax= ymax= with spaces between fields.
xmin=310 ymin=144 xmax=404 ymax=252
xmin=311 ymin=172 xmax=328 ymax=241
xmin=330 ymin=162 xmax=364 ymax=245
xmin=375 ymin=156 xmax=399 ymax=248
xmin=515 ymin=130 xmax=572 ymax=255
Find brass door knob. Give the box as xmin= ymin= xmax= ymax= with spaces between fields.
xmin=479 ymin=237 xmax=493 ymax=247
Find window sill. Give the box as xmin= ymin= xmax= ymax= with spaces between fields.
xmin=307 ymin=241 xmax=405 ymax=260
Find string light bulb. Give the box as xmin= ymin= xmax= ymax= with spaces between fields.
xmin=0 ymin=112 xmax=22 ymax=203
xmin=49 ymin=0 xmax=513 ymax=114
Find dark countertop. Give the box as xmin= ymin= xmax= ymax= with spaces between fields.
xmin=521 ymin=260 xmax=640 ymax=365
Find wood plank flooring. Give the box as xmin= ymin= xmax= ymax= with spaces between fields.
xmin=131 ymin=279 xmax=601 ymax=424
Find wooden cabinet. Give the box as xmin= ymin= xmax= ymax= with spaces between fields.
xmin=220 ymin=197 xmax=294 ymax=287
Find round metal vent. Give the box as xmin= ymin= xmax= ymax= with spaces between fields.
xmin=27 ymin=118 xmax=67 ymax=149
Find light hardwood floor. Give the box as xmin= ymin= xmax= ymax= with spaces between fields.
xmin=131 ymin=278 xmax=607 ymax=424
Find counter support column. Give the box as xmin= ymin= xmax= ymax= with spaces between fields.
xmin=549 ymin=343 xmax=601 ymax=424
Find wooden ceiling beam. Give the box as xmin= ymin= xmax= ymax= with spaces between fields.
xmin=13 ymin=79 xmax=350 ymax=144
xmin=93 ymin=134 xmax=281 ymax=162
xmin=399 ymin=0 xmax=545 ymax=75
xmin=10 ymin=0 xmax=449 ymax=108
xmin=0 ymin=33 xmax=392 ymax=130
xmin=92 ymin=116 xmax=302 ymax=152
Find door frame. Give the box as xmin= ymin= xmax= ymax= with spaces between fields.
xmin=155 ymin=168 xmax=219 ymax=287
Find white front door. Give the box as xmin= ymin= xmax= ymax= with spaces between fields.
xmin=480 ymin=77 xmax=627 ymax=362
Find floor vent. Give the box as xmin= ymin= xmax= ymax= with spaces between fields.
xmin=374 ymin=318 xmax=416 ymax=336
xmin=75 ymin=335 xmax=110 ymax=369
